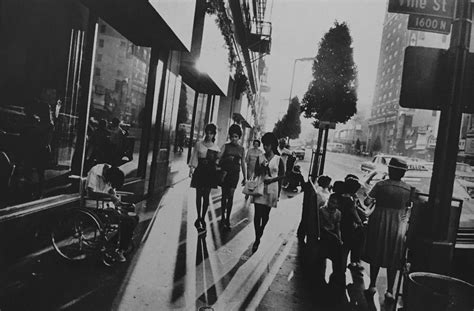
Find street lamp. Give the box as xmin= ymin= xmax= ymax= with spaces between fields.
xmin=288 ymin=57 xmax=316 ymax=104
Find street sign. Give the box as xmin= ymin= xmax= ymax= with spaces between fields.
xmin=400 ymin=46 xmax=448 ymax=111
xmin=388 ymin=0 xmax=456 ymax=18
xmin=408 ymin=14 xmax=452 ymax=34
xmin=400 ymin=46 xmax=474 ymax=113
xmin=318 ymin=121 xmax=336 ymax=129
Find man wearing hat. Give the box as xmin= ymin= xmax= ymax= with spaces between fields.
xmin=362 ymin=157 xmax=412 ymax=302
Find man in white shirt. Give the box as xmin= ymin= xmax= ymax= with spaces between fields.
xmin=86 ymin=163 xmax=138 ymax=262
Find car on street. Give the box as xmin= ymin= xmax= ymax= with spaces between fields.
xmin=290 ymin=145 xmax=305 ymax=160
xmin=423 ymin=162 xmax=474 ymax=181
xmin=361 ymin=169 xmax=474 ymax=228
xmin=360 ymin=154 xmax=427 ymax=173
xmin=326 ymin=142 xmax=345 ymax=153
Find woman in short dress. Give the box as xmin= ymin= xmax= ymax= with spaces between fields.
xmin=219 ymin=124 xmax=246 ymax=230
xmin=252 ymin=132 xmax=285 ymax=252
xmin=189 ymin=124 xmax=220 ymax=233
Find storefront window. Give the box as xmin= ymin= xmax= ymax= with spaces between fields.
xmin=0 ymin=0 xmax=90 ymax=207
xmin=86 ymin=19 xmax=151 ymax=180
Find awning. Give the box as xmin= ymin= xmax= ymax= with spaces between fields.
xmin=80 ymin=0 xmax=192 ymax=51
xmin=232 ymin=113 xmax=252 ymax=128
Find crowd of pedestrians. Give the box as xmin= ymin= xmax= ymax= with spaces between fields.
xmin=187 ymin=122 xmax=413 ymax=305
xmin=297 ymin=157 xmax=412 ymax=304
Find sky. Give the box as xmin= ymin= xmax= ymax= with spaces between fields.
xmin=264 ymin=0 xmax=387 ymax=132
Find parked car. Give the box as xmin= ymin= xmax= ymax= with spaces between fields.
xmin=423 ymin=161 xmax=474 ymax=182
xmin=290 ymin=145 xmax=305 ymax=160
xmin=326 ymin=142 xmax=345 ymax=153
xmin=361 ymin=169 xmax=474 ymax=228
xmin=360 ymin=154 xmax=427 ymax=173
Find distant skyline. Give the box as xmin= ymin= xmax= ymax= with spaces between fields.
xmin=264 ymin=0 xmax=387 ymax=131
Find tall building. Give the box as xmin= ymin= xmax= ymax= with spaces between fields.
xmin=368 ymin=11 xmax=449 ymax=160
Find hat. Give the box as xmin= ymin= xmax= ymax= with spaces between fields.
xmin=293 ymin=165 xmax=301 ymax=173
xmin=388 ymin=157 xmax=408 ymax=171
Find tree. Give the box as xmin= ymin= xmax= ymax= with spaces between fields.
xmin=177 ymin=84 xmax=189 ymax=125
xmin=273 ymin=96 xmax=302 ymax=139
xmin=372 ymin=136 xmax=382 ymax=153
xmin=301 ymin=21 xmax=358 ymax=127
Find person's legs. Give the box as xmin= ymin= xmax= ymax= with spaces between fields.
xmin=195 ymin=188 xmax=203 ymax=229
xmin=221 ymin=187 xmax=229 ymax=222
xmin=119 ymin=214 xmax=139 ymax=251
xmin=253 ymin=204 xmax=266 ymax=251
xmin=259 ymin=205 xmax=271 ymax=236
xmin=201 ymin=187 xmax=211 ymax=227
xmin=225 ymin=187 xmax=235 ymax=227
xmin=254 ymin=204 xmax=263 ymax=241
xmin=369 ymin=265 xmax=380 ymax=289
xmin=386 ymin=268 xmax=397 ymax=294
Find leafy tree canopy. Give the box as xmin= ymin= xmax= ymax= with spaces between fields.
xmin=301 ymin=21 xmax=358 ymax=127
xmin=273 ymin=96 xmax=301 ymax=139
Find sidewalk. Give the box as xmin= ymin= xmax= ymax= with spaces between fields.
xmin=258 ymin=235 xmax=398 ymax=311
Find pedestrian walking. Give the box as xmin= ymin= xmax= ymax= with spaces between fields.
xmin=251 ymin=132 xmax=285 ymax=252
xmin=363 ymin=157 xmax=411 ymax=302
xmin=188 ymin=124 xmax=220 ymax=234
xmin=218 ymin=124 xmax=246 ymax=230
xmin=245 ymin=139 xmax=263 ymax=180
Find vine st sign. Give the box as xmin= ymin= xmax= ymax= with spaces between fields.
xmin=388 ymin=0 xmax=455 ymax=18
xmin=388 ymin=0 xmax=456 ymax=34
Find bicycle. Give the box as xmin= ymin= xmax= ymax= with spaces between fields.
xmin=51 ymin=176 xmax=136 ymax=266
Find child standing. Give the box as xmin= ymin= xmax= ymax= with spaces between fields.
xmin=318 ymin=193 xmax=344 ymax=289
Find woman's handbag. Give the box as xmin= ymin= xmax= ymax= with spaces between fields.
xmin=242 ymin=176 xmax=264 ymax=196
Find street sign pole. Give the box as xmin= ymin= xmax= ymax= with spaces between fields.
xmin=426 ymin=0 xmax=472 ymax=272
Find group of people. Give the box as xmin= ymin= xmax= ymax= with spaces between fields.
xmin=188 ymin=123 xmax=286 ymax=252
xmin=301 ymin=157 xmax=412 ymax=302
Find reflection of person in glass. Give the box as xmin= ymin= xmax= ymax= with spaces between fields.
xmin=21 ymin=99 xmax=54 ymax=199
xmin=219 ymin=124 xmax=246 ymax=231
xmin=87 ymin=119 xmax=110 ymax=167
xmin=109 ymin=117 xmax=126 ymax=165
xmin=188 ymin=124 xmax=220 ymax=234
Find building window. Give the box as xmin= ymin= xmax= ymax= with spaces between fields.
xmin=90 ymin=19 xmax=151 ymax=181
xmin=100 ymin=24 xmax=106 ymax=33
xmin=97 ymin=54 xmax=102 ymax=62
xmin=95 ymin=67 xmax=101 ymax=76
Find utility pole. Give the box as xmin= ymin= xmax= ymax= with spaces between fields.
xmin=425 ymin=0 xmax=471 ymax=273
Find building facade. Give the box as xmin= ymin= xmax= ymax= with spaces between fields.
xmin=0 ymin=0 xmax=270 ymax=265
xmin=368 ymin=10 xmax=450 ymax=160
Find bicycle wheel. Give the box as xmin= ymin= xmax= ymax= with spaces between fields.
xmin=51 ymin=209 xmax=102 ymax=261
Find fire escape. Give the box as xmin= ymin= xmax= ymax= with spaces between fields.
xmin=247 ymin=0 xmax=272 ymax=57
